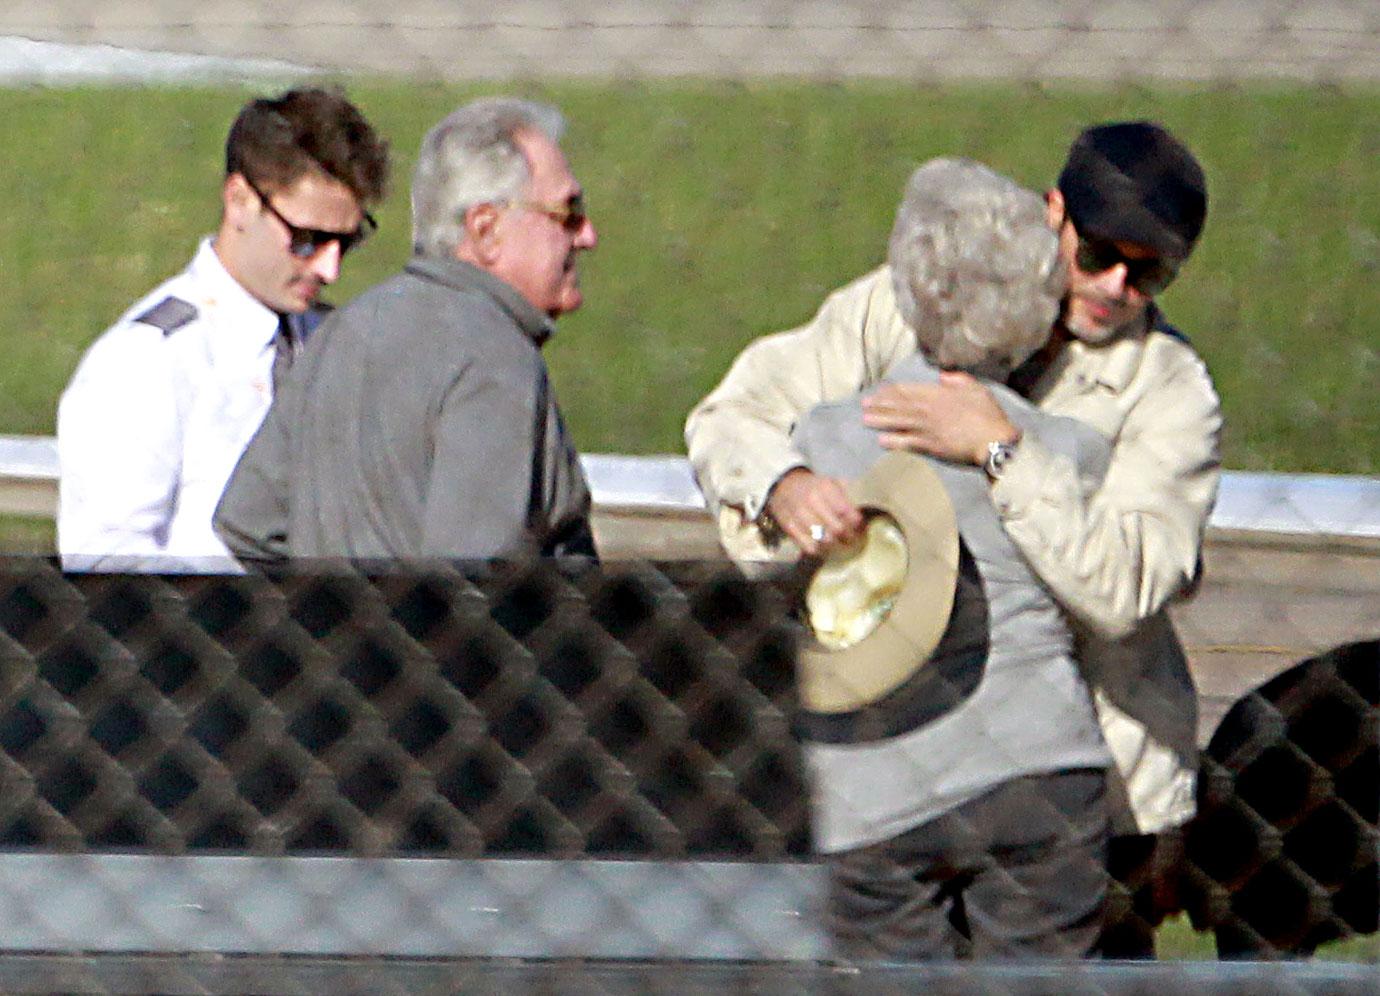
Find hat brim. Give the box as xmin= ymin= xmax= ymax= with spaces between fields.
xmin=796 ymin=451 xmax=960 ymax=714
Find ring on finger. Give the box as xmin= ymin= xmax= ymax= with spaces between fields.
xmin=808 ymin=523 xmax=826 ymax=543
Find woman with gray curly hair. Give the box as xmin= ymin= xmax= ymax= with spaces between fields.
xmin=788 ymin=158 xmax=1117 ymax=961
xmin=888 ymin=156 xmax=1065 ymax=378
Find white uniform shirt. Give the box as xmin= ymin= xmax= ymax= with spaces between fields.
xmin=58 ymin=239 xmax=279 ymax=571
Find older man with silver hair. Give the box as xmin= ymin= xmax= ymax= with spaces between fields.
xmin=792 ymin=157 xmax=1114 ymax=960
xmin=216 ymin=96 xmax=598 ymax=561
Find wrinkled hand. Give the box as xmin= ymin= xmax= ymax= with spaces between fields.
xmin=861 ymin=371 xmax=1019 ymax=466
xmin=764 ymin=467 xmax=865 ymax=556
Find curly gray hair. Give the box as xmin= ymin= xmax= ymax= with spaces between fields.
xmin=888 ymin=157 xmax=1064 ymax=377
xmin=411 ymin=96 xmax=566 ymax=259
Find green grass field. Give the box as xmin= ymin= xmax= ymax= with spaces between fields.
xmin=1155 ymin=914 xmax=1378 ymax=962
xmin=1 ymin=80 xmax=1376 ymax=472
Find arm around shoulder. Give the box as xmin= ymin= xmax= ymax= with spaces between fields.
xmin=993 ymin=336 xmax=1222 ymax=638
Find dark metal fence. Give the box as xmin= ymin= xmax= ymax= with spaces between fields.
xmin=0 ymin=557 xmax=1374 ymax=984
xmin=1185 ymin=640 xmax=1378 ymax=957
xmin=0 ymin=559 xmax=806 ymax=859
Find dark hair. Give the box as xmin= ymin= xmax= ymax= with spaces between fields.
xmin=225 ymin=87 xmax=390 ymax=206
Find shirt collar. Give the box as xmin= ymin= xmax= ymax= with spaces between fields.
xmin=404 ymin=254 xmax=558 ymax=346
xmin=190 ymin=237 xmax=281 ymax=351
xmin=1061 ymin=304 xmax=1158 ymax=395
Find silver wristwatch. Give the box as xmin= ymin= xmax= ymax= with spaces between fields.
xmin=983 ymin=437 xmax=1020 ymax=479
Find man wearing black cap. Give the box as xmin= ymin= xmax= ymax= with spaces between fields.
xmin=686 ymin=121 xmax=1222 ymax=957
xmin=1041 ymin=120 xmax=1206 ymax=345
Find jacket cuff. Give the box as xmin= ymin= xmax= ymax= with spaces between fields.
xmin=742 ymin=456 xmax=808 ymax=524
xmin=987 ymin=432 xmax=1056 ymax=520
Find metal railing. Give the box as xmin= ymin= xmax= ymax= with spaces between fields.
xmin=5 ymin=433 xmax=1380 ymax=540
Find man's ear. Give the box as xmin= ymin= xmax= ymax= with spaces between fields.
xmin=222 ymin=173 xmax=257 ymax=230
xmin=461 ymin=203 xmax=503 ymax=264
xmin=1045 ymin=188 xmax=1066 ymax=231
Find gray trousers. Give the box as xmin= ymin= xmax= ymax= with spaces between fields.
xmin=827 ymin=769 xmax=1109 ymax=961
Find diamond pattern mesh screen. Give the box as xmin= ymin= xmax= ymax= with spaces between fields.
xmin=0 ymin=561 xmax=807 ymax=859
xmin=0 ymin=558 xmax=1373 ymax=969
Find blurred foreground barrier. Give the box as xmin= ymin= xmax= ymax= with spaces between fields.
xmin=0 ymin=558 xmax=1373 ymax=971
xmin=0 ymin=560 xmax=806 ymax=858
xmin=0 ymin=560 xmax=816 ymax=962
xmin=1184 ymin=639 xmax=1378 ymax=958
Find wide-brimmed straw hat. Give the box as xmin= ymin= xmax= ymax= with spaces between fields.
xmin=796 ymin=450 xmax=962 ymax=715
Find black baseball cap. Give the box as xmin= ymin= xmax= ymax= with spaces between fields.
xmin=1057 ymin=121 xmax=1207 ymax=262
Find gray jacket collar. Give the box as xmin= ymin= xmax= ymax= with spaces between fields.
xmin=405 ymin=254 xmax=557 ymax=346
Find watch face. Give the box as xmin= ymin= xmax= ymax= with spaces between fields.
xmin=985 ymin=441 xmax=1015 ymax=477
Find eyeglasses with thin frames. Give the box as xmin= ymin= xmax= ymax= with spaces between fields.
xmin=507 ymin=193 xmax=589 ymax=233
xmin=1071 ymin=226 xmax=1179 ymax=297
xmin=244 ymin=175 xmax=376 ymax=259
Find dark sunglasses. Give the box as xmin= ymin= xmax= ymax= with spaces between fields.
xmin=245 ymin=175 xmax=376 ymax=259
xmin=1073 ymin=230 xmax=1179 ymax=296
xmin=509 ymin=193 xmax=589 ymax=233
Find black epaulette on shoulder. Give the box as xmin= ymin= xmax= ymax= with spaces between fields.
xmin=134 ymin=296 xmax=198 ymax=336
